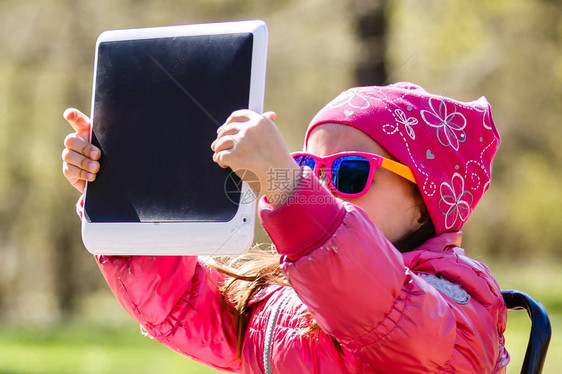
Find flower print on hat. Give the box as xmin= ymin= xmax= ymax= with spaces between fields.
xmin=439 ymin=172 xmax=474 ymax=231
xmin=421 ymin=98 xmax=467 ymax=151
xmin=305 ymin=82 xmax=501 ymax=234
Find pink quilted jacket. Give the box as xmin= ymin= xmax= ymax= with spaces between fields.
xmin=93 ymin=170 xmax=509 ymax=373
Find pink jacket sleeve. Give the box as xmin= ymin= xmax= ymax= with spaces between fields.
xmin=76 ymin=195 xmax=239 ymax=371
xmin=258 ymin=169 xmax=490 ymax=371
xmin=95 ymin=255 xmax=240 ymax=372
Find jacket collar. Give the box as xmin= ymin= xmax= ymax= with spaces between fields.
xmin=415 ymin=231 xmax=463 ymax=253
xmin=402 ymin=231 xmax=503 ymax=308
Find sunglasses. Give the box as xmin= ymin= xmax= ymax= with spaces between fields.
xmin=291 ymin=151 xmax=417 ymax=197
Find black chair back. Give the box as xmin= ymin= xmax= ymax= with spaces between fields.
xmin=502 ymin=290 xmax=551 ymax=374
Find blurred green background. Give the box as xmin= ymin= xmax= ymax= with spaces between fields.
xmin=0 ymin=0 xmax=560 ymax=372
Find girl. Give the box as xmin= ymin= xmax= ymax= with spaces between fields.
xmin=62 ymin=82 xmax=510 ymax=373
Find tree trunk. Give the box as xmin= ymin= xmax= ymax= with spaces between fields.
xmin=350 ymin=0 xmax=389 ymax=86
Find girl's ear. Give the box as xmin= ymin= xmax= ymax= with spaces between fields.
xmin=412 ymin=184 xmax=429 ymax=226
xmin=412 ymin=185 xmax=435 ymax=239
xmin=391 ymin=185 xmax=436 ymax=253
xmin=416 ymin=208 xmax=430 ymax=226
xmin=394 ymin=213 xmax=435 ymax=253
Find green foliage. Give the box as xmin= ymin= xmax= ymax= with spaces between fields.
xmin=388 ymin=0 xmax=562 ymax=258
xmin=0 ymin=0 xmax=560 ymax=367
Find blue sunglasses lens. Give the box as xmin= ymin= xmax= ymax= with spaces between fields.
xmin=332 ymin=156 xmax=370 ymax=194
xmin=294 ymin=155 xmax=316 ymax=170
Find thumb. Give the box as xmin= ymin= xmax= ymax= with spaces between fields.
xmin=262 ymin=111 xmax=277 ymax=122
xmin=63 ymin=108 xmax=92 ymax=141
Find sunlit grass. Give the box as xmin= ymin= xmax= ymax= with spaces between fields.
xmin=2 ymin=313 xmax=557 ymax=374
xmin=0 ymin=322 xmax=223 ymax=374
xmin=492 ymin=260 xmax=561 ymax=373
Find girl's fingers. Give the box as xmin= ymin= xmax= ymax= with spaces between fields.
xmin=216 ymin=122 xmax=241 ymax=138
xmin=217 ymin=110 xmax=275 ymax=138
xmin=212 ymin=149 xmax=232 ymax=169
xmin=62 ymin=162 xmax=96 ymax=183
xmin=212 ymin=136 xmax=235 ymax=153
xmin=69 ymin=179 xmax=86 ymax=194
xmin=212 ymin=136 xmax=235 ymax=168
xmin=62 ymin=108 xmax=98 ymax=193
xmin=62 ymin=149 xmax=100 ymax=173
xmin=223 ymin=109 xmax=253 ymax=126
xmin=212 ymin=125 xmax=240 ymax=151
xmin=64 ymin=134 xmax=101 ymax=159
xmin=63 ymin=108 xmax=91 ymax=140
xmin=217 ymin=127 xmax=240 ymax=139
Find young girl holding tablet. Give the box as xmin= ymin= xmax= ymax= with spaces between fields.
xmin=62 ymin=82 xmax=509 ymax=373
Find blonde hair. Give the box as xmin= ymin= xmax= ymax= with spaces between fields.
xmin=208 ymin=244 xmax=289 ymax=356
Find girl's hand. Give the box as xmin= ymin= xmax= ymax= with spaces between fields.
xmin=61 ymin=108 xmax=101 ymax=193
xmin=211 ymin=110 xmax=302 ymax=207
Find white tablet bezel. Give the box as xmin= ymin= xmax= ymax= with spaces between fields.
xmin=82 ymin=20 xmax=267 ymax=256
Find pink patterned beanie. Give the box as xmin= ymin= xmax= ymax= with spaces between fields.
xmin=305 ymin=82 xmax=501 ymax=234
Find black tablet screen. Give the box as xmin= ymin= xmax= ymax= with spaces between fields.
xmin=85 ymin=33 xmax=253 ymax=222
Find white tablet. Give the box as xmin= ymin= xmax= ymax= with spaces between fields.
xmin=82 ymin=20 xmax=268 ymax=256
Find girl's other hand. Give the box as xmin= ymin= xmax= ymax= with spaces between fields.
xmin=211 ymin=110 xmax=302 ymax=207
xmin=61 ymin=108 xmax=101 ymax=193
